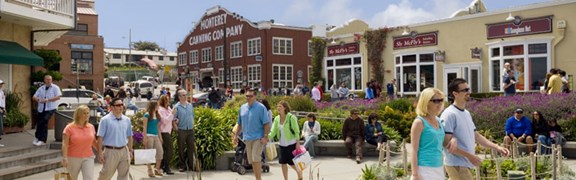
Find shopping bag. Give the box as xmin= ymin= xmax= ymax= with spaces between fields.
xmin=292 ymin=145 xmax=306 ymax=156
xmin=292 ymin=151 xmax=312 ymax=172
xmin=265 ymin=142 xmax=278 ymax=160
xmin=134 ymin=149 xmax=156 ymax=165
xmin=54 ymin=171 xmax=71 ymax=180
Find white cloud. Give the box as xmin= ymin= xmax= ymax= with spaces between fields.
xmin=369 ymin=0 xmax=466 ymax=27
xmin=282 ymin=0 xmax=362 ymax=26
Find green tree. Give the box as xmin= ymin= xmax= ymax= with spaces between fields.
xmin=31 ymin=49 xmax=63 ymax=93
xmin=133 ymin=41 xmax=161 ymax=51
xmin=310 ymin=37 xmax=326 ymax=85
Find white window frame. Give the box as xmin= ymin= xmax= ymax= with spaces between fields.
xmin=215 ymin=45 xmax=224 ymax=61
xmin=308 ymin=40 xmax=313 ymax=57
xmin=248 ymin=64 xmax=261 ymax=88
xmin=201 ymin=48 xmax=211 ymax=63
xmin=393 ymin=51 xmax=437 ymax=96
xmin=487 ymin=39 xmax=551 ymax=92
xmin=273 ymin=37 xmax=293 ymax=55
xmin=247 ymin=38 xmax=261 ymax=56
xmin=272 ymin=64 xmax=293 ymax=88
xmin=230 ymin=66 xmax=243 ymax=89
xmin=324 ymin=55 xmax=364 ymax=91
xmin=218 ymin=68 xmax=224 ymax=84
xmin=189 ymin=50 xmax=199 ymax=64
xmin=230 ymin=41 xmax=242 ymax=59
xmin=178 ymin=52 xmax=187 ymax=66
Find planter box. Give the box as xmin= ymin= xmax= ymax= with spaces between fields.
xmin=3 ymin=126 xmax=24 ymax=134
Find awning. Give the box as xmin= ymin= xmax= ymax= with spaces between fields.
xmin=0 ymin=40 xmax=44 ymax=66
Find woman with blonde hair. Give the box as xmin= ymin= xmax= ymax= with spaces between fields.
xmin=268 ymin=100 xmax=303 ymax=180
xmin=62 ymin=105 xmax=97 ymax=180
xmin=410 ymin=88 xmax=448 ymax=180
xmin=142 ymin=101 xmax=164 ymax=177
xmin=157 ymin=95 xmax=175 ymax=174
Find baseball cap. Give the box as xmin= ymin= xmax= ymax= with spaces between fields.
xmin=515 ymin=108 xmax=523 ymax=113
xmin=0 ymin=80 xmax=4 ymax=84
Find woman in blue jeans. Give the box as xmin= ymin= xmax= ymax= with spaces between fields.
xmin=531 ymin=111 xmax=550 ymax=154
xmin=364 ymin=113 xmax=387 ymax=150
xmin=301 ymin=113 xmax=321 ymax=157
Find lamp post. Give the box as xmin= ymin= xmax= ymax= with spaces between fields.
xmin=223 ymin=27 xmax=229 ymax=88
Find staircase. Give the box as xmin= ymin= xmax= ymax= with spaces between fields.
xmin=0 ymin=145 xmax=62 ymax=179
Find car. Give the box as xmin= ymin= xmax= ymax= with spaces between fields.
xmin=192 ymin=92 xmax=209 ymax=107
xmin=105 ymin=76 xmax=124 ymax=88
xmin=57 ymin=89 xmax=104 ymax=108
xmin=131 ymin=80 xmax=155 ymax=96
xmin=141 ymin=76 xmax=158 ymax=88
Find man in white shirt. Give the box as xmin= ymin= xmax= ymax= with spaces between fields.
xmin=311 ymin=83 xmax=321 ymax=102
xmin=0 ymin=80 xmax=5 ymax=147
xmin=32 ymin=75 xmax=62 ymax=146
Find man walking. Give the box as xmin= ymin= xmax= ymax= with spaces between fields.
xmin=233 ymin=88 xmax=270 ymax=180
xmin=32 ymin=75 xmax=62 ymax=146
xmin=97 ymin=97 xmax=133 ymax=180
xmin=503 ymin=70 xmax=516 ymax=96
xmin=441 ymin=78 xmax=509 ymax=180
xmin=172 ymin=89 xmax=196 ymax=171
xmin=386 ymin=79 xmax=396 ymax=101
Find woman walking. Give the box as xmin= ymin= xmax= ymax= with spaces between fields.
xmin=142 ymin=101 xmax=164 ymax=177
xmin=302 ymin=113 xmax=321 ymax=157
xmin=410 ymin=88 xmax=446 ymax=180
xmin=158 ymin=95 xmax=175 ymax=174
xmin=268 ymin=101 xmax=303 ymax=180
xmin=62 ymin=105 xmax=96 ymax=180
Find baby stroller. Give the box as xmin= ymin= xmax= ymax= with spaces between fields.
xmin=231 ymin=135 xmax=270 ymax=175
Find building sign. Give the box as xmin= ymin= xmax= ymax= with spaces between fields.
xmin=471 ymin=47 xmax=482 ymax=59
xmin=393 ymin=32 xmax=438 ymax=49
xmin=327 ymin=43 xmax=359 ymax=57
xmin=70 ymin=44 xmax=93 ymax=50
xmin=486 ymin=16 xmax=552 ymax=39
xmin=188 ymin=13 xmax=244 ymax=46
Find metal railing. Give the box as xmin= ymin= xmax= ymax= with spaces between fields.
xmin=10 ymin=0 xmax=75 ymax=17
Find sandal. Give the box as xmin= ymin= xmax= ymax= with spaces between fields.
xmin=155 ymin=169 xmax=163 ymax=176
xmin=148 ymin=169 xmax=155 ymax=177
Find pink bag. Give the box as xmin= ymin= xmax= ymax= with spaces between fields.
xmin=292 ymin=145 xmax=306 ymax=157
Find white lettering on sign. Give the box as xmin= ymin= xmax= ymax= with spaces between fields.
xmin=505 ymin=26 xmax=532 ymax=35
xmin=189 ymin=24 xmax=244 ymax=46
xmin=200 ymin=14 xmax=227 ymax=30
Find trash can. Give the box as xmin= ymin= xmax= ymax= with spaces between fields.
xmin=54 ymin=110 xmax=74 ymax=142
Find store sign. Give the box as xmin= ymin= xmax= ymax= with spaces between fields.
xmin=327 ymin=43 xmax=359 ymax=57
xmin=188 ymin=13 xmax=244 ymax=46
xmin=486 ymin=16 xmax=552 ymax=39
xmin=70 ymin=44 xmax=93 ymax=50
xmin=471 ymin=47 xmax=482 ymax=59
xmin=393 ymin=32 xmax=437 ymax=49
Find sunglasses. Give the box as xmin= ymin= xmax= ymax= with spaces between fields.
xmin=458 ymin=88 xmax=470 ymax=93
xmin=430 ymin=98 xmax=444 ymax=104
xmin=179 ymin=94 xmax=186 ymax=97
xmin=112 ymin=104 xmax=124 ymax=107
xmin=245 ymin=95 xmax=255 ymax=98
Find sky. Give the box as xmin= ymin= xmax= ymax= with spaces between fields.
xmin=96 ymin=0 xmax=549 ymax=52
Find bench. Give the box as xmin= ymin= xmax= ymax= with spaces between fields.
xmin=514 ymin=141 xmax=576 ymax=158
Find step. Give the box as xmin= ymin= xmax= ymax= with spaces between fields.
xmin=0 ymin=158 xmax=62 ymax=180
xmin=0 ymin=150 xmax=61 ymax=169
xmin=0 ymin=146 xmax=48 ymax=159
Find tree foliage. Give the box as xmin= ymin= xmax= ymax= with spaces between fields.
xmin=310 ymin=37 xmax=326 ymax=85
xmin=133 ymin=41 xmax=161 ymax=51
xmin=363 ymin=28 xmax=391 ymax=84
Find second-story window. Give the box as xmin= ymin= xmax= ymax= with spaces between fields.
xmin=247 ymin=38 xmax=261 ymax=56
xmin=159 ymin=56 xmax=164 ymax=61
xmin=273 ymin=37 xmax=293 ymax=55
xmin=190 ymin=50 xmax=199 ymax=64
xmin=178 ymin=53 xmax=187 ymax=66
xmin=202 ymin=48 xmax=211 ymax=63
xmin=231 ymin=41 xmax=242 ymax=58
xmin=215 ymin=45 xmax=224 ymax=61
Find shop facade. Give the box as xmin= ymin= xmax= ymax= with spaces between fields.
xmin=381 ymin=0 xmax=576 ymax=96
xmin=177 ymin=6 xmax=312 ymax=93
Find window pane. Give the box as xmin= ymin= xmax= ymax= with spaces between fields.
xmin=402 ymin=66 xmax=416 ymax=92
xmin=503 ymin=45 xmax=524 ymax=56
xmin=354 ymin=57 xmax=361 ymax=64
xmin=327 ymin=69 xmax=334 ymax=88
xmin=286 ymin=40 xmax=292 ymax=54
xmin=420 ymin=65 xmax=434 ymax=90
xmin=492 ymin=60 xmax=501 ymax=91
xmin=354 ymin=67 xmax=362 ymax=91
xmin=327 ymin=60 xmax=333 ymax=67
xmin=528 ymin=43 xmax=547 ymax=54
xmin=507 ymin=58 xmax=524 ymax=91
xmin=420 ymin=54 xmax=434 ymax=62
xmin=335 ymin=58 xmax=351 ymax=66
xmin=403 ymin=55 xmax=416 ymax=63
xmin=471 ymin=69 xmax=479 ymax=93
xmin=82 ymin=52 xmax=92 ymax=59
xmin=529 ymin=57 xmax=547 ymax=90
xmin=336 ymin=68 xmax=352 ymax=90
xmin=395 ymin=56 xmax=400 ymax=64
xmin=72 ymin=52 xmax=82 ymax=59
xmin=491 ymin=48 xmax=500 ymax=57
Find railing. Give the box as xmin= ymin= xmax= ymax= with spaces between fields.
xmin=9 ymin=0 xmax=75 ymax=17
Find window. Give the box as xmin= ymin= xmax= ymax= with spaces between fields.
xmin=71 ymin=51 xmax=93 ymax=74
xmin=308 ymin=40 xmax=313 ymax=57
xmin=77 ymin=24 xmax=88 ymax=32
xmin=159 ymin=56 xmax=164 ymax=61
xmin=170 ymin=56 xmax=175 ymax=61
xmin=273 ymin=37 xmax=293 ymax=55
xmin=489 ymin=41 xmax=550 ymax=92
xmin=248 ymin=65 xmax=261 ymax=88
xmin=230 ymin=66 xmax=243 ymax=89
xmin=189 ymin=50 xmax=198 ymax=64
xmin=325 ymin=56 xmax=363 ymax=90
xmin=215 ymin=46 xmax=224 ymax=61
xmin=201 ymin=48 xmax=211 ymax=63
xmin=178 ymin=53 xmax=187 ymax=66
xmin=230 ymin=41 xmax=242 ymax=58
xmin=247 ymin=38 xmax=261 ymax=56
xmin=394 ymin=53 xmax=436 ymax=94
xmin=79 ymin=80 xmax=94 ymax=91
xmin=218 ymin=68 xmax=224 ymax=84
xmin=272 ymin=64 xmax=293 ymax=88
xmin=112 ymin=54 xmax=121 ymax=59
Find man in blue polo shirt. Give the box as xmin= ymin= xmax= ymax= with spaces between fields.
xmin=97 ymin=97 xmax=133 ymax=180
xmin=233 ymin=88 xmax=270 ymax=180
xmin=504 ymin=108 xmax=534 ymax=152
xmin=172 ymin=89 xmax=195 ymax=172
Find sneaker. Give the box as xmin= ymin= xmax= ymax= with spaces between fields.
xmin=34 ymin=141 xmax=46 ymax=146
xmin=0 ymin=144 xmax=4 ymax=147
xmin=33 ymin=139 xmax=39 ymax=145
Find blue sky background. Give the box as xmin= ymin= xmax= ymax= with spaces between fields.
xmin=96 ymin=0 xmax=548 ymax=51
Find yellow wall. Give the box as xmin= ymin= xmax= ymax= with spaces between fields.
xmin=382 ymin=2 xmax=576 ymax=93
xmin=0 ymin=21 xmax=34 ymax=129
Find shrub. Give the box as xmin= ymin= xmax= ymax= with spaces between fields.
xmin=559 ymin=116 xmax=576 ymax=141
xmin=377 ymin=106 xmax=415 ymax=140
xmin=194 ymin=107 xmax=233 ymax=170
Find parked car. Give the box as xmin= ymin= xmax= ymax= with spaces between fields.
xmin=141 ymin=76 xmax=158 ymax=88
xmin=192 ymin=92 xmax=209 ymax=107
xmin=57 ymin=89 xmax=103 ymax=108
xmin=105 ymin=76 xmax=124 ymax=88
xmin=131 ymin=80 xmax=154 ymax=97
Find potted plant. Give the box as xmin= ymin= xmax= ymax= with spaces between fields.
xmin=3 ymin=91 xmax=30 ymax=133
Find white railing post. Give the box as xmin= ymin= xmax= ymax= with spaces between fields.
xmin=530 ymin=152 xmax=536 ymax=180
xmin=552 ymin=144 xmax=557 ymax=180
xmin=386 ymin=141 xmax=391 ymax=167
xmin=495 ymin=158 xmax=502 ymax=180
xmin=536 ymin=141 xmax=541 ymax=155
xmin=402 ymin=140 xmax=407 ymax=177
xmin=557 ymin=144 xmax=563 ymax=176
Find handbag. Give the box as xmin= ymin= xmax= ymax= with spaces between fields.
xmin=265 ymin=141 xmax=278 ymax=160
xmin=134 ymin=149 xmax=156 ymax=165
xmin=54 ymin=171 xmax=71 ymax=180
xmin=292 ymin=151 xmax=312 ymax=172
xmin=292 ymin=145 xmax=307 ymax=157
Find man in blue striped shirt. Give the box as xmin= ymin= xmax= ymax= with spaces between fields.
xmin=32 ymin=75 xmax=61 ymax=146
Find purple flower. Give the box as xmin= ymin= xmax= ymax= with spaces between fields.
xmin=132 ymin=131 xmax=143 ymax=144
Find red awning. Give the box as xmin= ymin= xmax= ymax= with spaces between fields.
xmin=140 ymin=57 xmax=158 ymax=70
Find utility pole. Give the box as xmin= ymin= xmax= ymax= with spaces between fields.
xmin=223 ymin=27 xmax=229 ymax=88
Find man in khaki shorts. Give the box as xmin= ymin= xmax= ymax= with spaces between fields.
xmin=233 ymin=88 xmax=270 ymax=180
xmin=441 ymin=78 xmax=509 ymax=179
xmin=97 ymin=97 xmax=133 ymax=180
